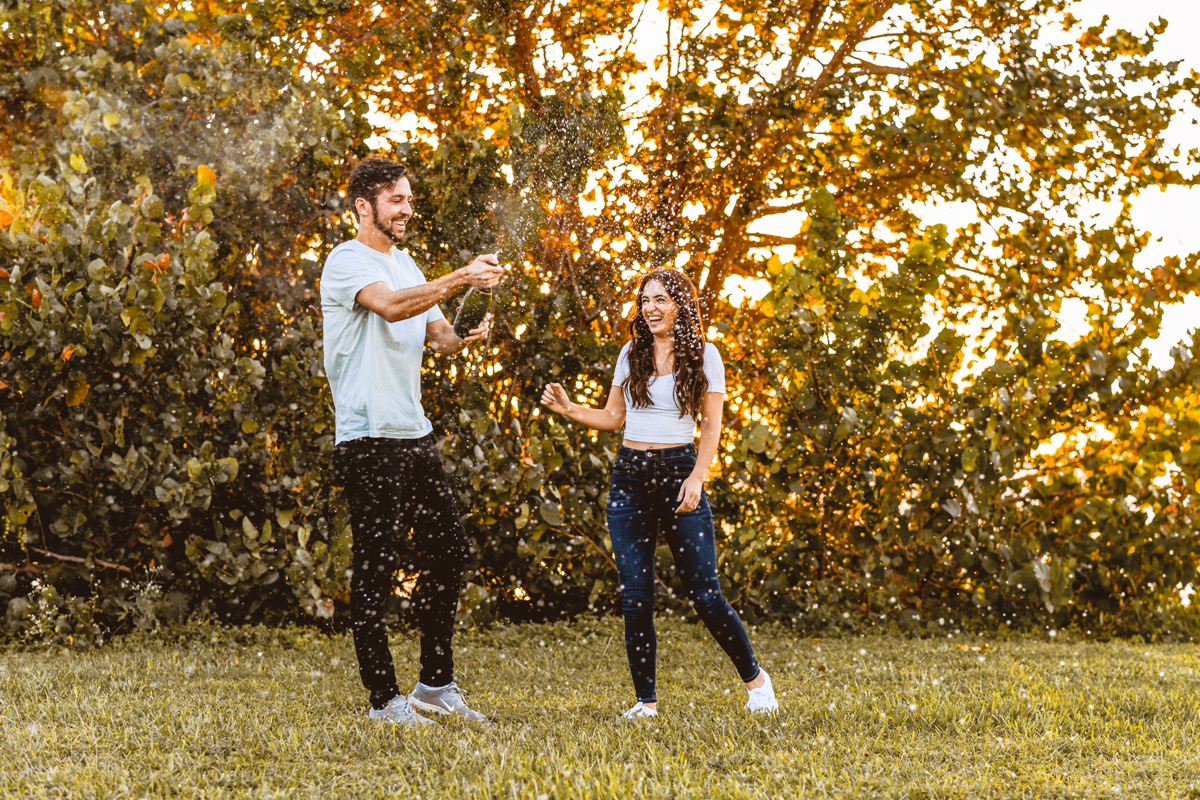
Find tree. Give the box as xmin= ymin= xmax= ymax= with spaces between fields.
xmin=352 ymin=0 xmax=1200 ymax=633
xmin=2 ymin=0 xmax=1197 ymax=639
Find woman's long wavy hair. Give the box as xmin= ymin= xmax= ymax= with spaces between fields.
xmin=625 ymin=269 xmax=709 ymax=419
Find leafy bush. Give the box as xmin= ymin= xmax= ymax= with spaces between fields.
xmin=2 ymin=1 xmax=1199 ymax=641
xmin=718 ymin=190 xmax=1200 ymax=635
xmin=0 ymin=1 xmax=362 ymax=638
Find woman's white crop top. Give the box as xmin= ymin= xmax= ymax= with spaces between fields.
xmin=612 ymin=341 xmax=725 ymax=444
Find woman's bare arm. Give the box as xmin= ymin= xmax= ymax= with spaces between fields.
xmin=540 ymin=382 xmax=627 ymax=432
xmin=675 ymin=392 xmax=724 ymax=513
xmin=690 ymin=392 xmax=724 ymax=482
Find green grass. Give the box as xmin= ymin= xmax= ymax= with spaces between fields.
xmin=2 ymin=618 xmax=1199 ymax=798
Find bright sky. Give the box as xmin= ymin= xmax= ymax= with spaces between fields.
xmin=1057 ymin=1 xmax=1199 ymax=366
xmin=741 ymin=1 xmax=1200 ymax=365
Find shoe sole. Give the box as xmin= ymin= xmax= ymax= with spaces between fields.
xmin=368 ymin=714 xmax=436 ymax=727
xmin=409 ymin=695 xmax=487 ymax=722
xmin=408 ymin=696 xmax=451 ymax=716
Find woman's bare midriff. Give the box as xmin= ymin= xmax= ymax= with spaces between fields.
xmin=622 ymin=439 xmax=695 ymax=450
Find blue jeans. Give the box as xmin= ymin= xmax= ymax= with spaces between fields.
xmin=606 ymin=444 xmax=760 ymax=704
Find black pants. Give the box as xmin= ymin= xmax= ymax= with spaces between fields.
xmin=333 ymin=435 xmax=469 ymax=709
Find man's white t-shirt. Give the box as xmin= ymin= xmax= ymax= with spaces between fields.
xmin=320 ymin=240 xmax=444 ymax=444
xmin=612 ymin=341 xmax=726 ymax=444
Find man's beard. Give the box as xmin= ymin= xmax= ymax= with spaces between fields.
xmin=372 ymin=204 xmax=406 ymax=244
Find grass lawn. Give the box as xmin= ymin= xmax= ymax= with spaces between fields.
xmin=2 ymin=617 xmax=1199 ymax=798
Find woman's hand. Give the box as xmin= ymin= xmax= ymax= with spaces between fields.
xmin=540 ymin=383 xmax=572 ymax=415
xmin=676 ymin=475 xmax=704 ymax=514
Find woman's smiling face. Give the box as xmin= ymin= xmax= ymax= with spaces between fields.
xmin=640 ymin=279 xmax=679 ymax=338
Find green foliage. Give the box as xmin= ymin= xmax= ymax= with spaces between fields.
xmin=721 ymin=191 xmax=1200 ymax=634
xmin=0 ymin=0 xmax=367 ymax=635
xmin=2 ymin=0 xmax=1199 ymax=639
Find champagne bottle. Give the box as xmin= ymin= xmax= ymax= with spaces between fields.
xmin=453 ymin=286 xmax=492 ymax=338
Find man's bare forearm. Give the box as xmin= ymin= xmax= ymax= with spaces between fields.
xmin=377 ymin=272 xmax=470 ymax=323
xmin=428 ymin=326 xmax=467 ymax=355
xmin=429 ymin=335 xmax=467 ymax=356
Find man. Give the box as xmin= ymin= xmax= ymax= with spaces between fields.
xmin=321 ymin=156 xmax=503 ymax=726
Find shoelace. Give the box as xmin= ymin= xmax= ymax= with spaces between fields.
xmin=380 ymin=698 xmax=417 ymax=719
xmin=428 ymin=684 xmax=468 ymax=709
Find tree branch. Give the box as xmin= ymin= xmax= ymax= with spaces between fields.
xmin=746 ymin=233 xmax=808 ymax=247
xmin=806 ymin=0 xmax=899 ymax=102
xmin=845 ymin=60 xmax=1005 ymax=114
xmin=792 ymin=1 xmax=830 ymax=68
xmin=510 ymin=12 xmax=545 ymax=112
xmin=28 ymin=547 xmax=133 ymax=573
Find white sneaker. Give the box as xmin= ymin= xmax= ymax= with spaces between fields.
xmin=621 ymin=701 xmax=658 ymax=719
xmin=745 ymin=669 xmax=779 ymax=714
xmin=367 ymin=694 xmax=436 ymax=727
xmin=408 ymin=682 xmax=487 ymax=722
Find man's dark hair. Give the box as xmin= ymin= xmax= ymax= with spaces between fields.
xmin=347 ymin=157 xmax=408 ymax=215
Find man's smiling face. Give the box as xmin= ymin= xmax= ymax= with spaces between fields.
xmin=363 ymin=176 xmax=413 ymax=244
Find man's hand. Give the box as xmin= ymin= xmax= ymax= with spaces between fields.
xmin=460 ymin=313 xmax=491 ymax=344
xmin=459 ymin=253 xmax=504 ymax=290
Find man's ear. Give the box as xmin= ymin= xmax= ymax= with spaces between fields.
xmin=354 ymin=196 xmax=371 ymax=221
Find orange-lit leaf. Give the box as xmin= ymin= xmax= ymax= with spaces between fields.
xmin=61 ymin=345 xmax=76 ymax=362
xmin=65 ymin=381 xmax=89 ymax=407
xmin=197 ymin=165 xmax=216 ymax=186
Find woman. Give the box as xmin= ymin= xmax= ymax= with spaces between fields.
xmin=540 ymin=268 xmax=779 ymax=718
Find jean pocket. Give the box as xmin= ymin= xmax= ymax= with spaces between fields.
xmin=612 ymin=458 xmax=639 ymax=477
xmin=663 ymin=457 xmax=697 ymax=479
